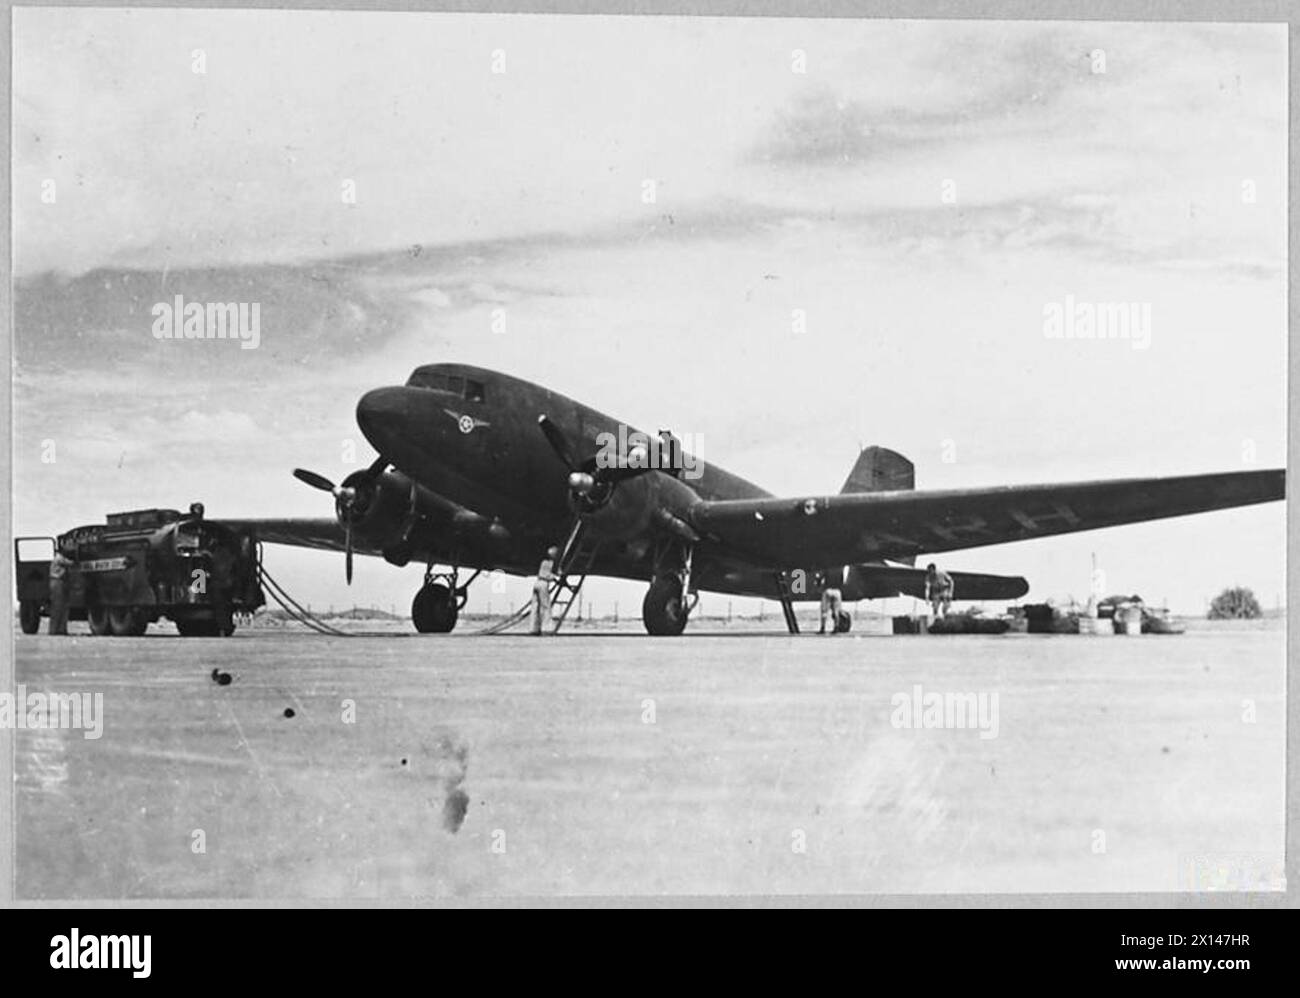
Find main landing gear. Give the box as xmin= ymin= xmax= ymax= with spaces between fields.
xmin=411 ymin=566 xmax=480 ymax=634
xmin=642 ymin=540 xmax=697 ymax=636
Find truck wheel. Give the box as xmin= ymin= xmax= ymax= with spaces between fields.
xmin=109 ymin=607 xmax=148 ymax=637
xmin=87 ymin=604 xmax=113 ymax=636
xmin=19 ymin=601 xmax=42 ymax=635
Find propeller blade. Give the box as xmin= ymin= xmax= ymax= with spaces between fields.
xmin=537 ymin=415 xmax=581 ymax=471
xmin=366 ymin=455 xmax=388 ymax=476
xmin=345 ymin=522 xmax=354 ymax=585
xmin=293 ymin=468 xmax=337 ymax=493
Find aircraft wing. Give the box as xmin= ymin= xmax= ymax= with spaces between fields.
xmin=690 ymin=469 xmax=1285 ymax=567
xmin=215 ymin=518 xmax=387 ymax=558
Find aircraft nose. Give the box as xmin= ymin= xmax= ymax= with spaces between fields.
xmin=355 ymin=386 xmax=411 ymax=450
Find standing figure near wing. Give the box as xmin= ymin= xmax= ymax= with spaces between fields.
xmin=530 ymin=545 xmax=560 ymax=636
xmin=925 ymin=563 xmax=954 ymax=619
xmin=818 ymin=568 xmax=845 ymax=635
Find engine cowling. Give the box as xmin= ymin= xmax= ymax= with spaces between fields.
xmin=338 ymin=468 xmax=508 ymax=561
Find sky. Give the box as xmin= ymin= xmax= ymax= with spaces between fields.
xmin=10 ymin=12 xmax=1288 ymax=617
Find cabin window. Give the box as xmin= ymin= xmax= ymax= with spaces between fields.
xmin=447 ymin=375 xmax=464 ymax=396
xmin=465 ymin=379 xmax=486 ymax=402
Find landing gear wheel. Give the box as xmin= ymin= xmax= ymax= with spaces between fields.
xmin=836 ymin=610 xmax=851 ymax=634
xmin=412 ymin=584 xmax=459 ymax=633
xmin=87 ymin=604 xmax=113 ymax=636
xmin=109 ymin=607 xmax=149 ymax=636
xmin=642 ymin=575 xmax=690 ymax=636
xmin=19 ymin=601 xmax=42 ymax=635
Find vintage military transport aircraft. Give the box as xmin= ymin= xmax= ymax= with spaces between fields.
xmin=227 ymin=363 xmax=1285 ymax=635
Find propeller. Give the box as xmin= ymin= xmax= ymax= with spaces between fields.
xmin=537 ymin=415 xmax=582 ymax=474
xmin=291 ymin=455 xmax=389 ymax=584
xmin=537 ymin=415 xmax=658 ymax=500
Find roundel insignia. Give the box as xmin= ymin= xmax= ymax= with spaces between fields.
xmin=803 ymin=498 xmax=818 ymax=516
xmin=458 ymin=414 xmax=475 ymax=434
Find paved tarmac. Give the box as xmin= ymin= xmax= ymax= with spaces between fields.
xmin=12 ymin=623 xmax=1285 ymax=898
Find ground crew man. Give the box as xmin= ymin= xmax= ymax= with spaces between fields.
xmin=818 ymin=569 xmax=844 ymax=635
xmin=925 ymin=563 xmax=954 ymax=618
xmin=47 ymin=551 xmax=70 ymax=635
xmin=530 ymin=545 xmax=560 ymax=636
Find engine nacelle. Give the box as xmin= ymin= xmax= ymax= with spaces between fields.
xmin=339 ymin=469 xmax=508 ymax=561
xmin=576 ymin=472 xmax=702 ymax=542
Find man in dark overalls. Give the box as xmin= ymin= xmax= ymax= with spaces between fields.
xmin=47 ymin=552 xmax=70 ymax=635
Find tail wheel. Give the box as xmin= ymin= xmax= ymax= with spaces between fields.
xmin=412 ymin=584 xmax=458 ymax=633
xmin=109 ymin=607 xmax=149 ymax=637
xmin=19 ymin=601 xmax=42 ymax=635
xmin=87 ymin=604 xmax=113 ymax=636
xmin=642 ymin=575 xmax=689 ymax=636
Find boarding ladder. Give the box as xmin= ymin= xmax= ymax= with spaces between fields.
xmin=773 ymin=569 xmax=801 ymax=634
xmin=475 ymin=519 xmax=602 ymax=635
xmin=547 ymin=521 xmax=602 ymax=633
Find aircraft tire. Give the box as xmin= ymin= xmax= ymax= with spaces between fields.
xmin=642 ymin=576 xmax=689 ymax=636
xmin=412 ymin=584 xmax=458 ymax=633
xmin=835 ymin=610 xmax=851 ymax=634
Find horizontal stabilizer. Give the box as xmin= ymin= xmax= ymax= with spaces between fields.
xmin=844 ymin=563 xmax=1028 ymax=601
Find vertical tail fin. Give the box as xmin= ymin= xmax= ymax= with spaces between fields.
xmin=842 ymin=446 xmax=915 ymax=566
xmin=840 ymin=445 xmax=914 ymax=494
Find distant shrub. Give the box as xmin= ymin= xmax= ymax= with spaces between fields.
xmin=1207 ymin=586 xmax=1262 ymax=620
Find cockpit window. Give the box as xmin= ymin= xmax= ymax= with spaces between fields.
xmin=408 ymin=371 xmax=450 ymax=391
xmin=408 ymin=369 xmax=485 ymax=402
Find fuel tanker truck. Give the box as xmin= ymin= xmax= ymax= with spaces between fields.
xmin=15 ymin=505 xmax=263 ymax=637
